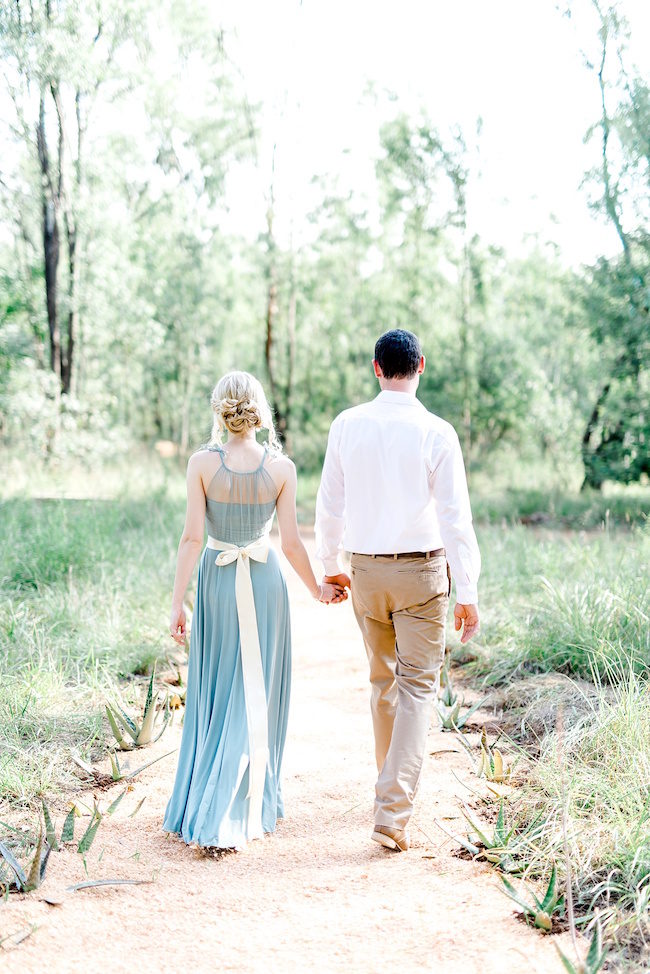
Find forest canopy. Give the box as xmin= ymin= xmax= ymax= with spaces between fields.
xmin=0 ymin=0 xmax=648 ymax=491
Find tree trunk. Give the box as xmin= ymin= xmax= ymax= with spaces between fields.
xmin=459 ymin=242 xmax=472 ymax=471
xmin=284 ymin=273 xmax=297 ymax=454
xmin=263 ymin=154 xmax=289 ymax=445
xmin=37 ymin=93 xmax=62 ymax=384
xmin=61 ymin=221 xmax=77 ymax=395
xmin=580 ymin=380 xmax=611 ymax=491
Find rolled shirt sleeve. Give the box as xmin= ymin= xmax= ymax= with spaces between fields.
xmin=428 ymin=429 xmax=481 ymax=605
xmin=315 ymin=416 xmax=346 ymax=576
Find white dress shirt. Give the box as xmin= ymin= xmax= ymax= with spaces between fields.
xmin=314 ymin=389 xmax=481 ymax=604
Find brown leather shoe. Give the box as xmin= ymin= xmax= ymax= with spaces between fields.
xmin=371 ymin=825 xmax=410 ymax=852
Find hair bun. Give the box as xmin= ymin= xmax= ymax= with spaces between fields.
xmin=214 ymin=394 xmax=262 ymax=435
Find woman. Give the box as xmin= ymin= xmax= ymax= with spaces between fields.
xmin=163 ymin=371 xmax=344 ymax=851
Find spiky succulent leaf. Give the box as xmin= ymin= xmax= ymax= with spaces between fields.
xmin=457 ymin=834 xmax=481 ymax=856
xmin=541 ymin=864 xmax=558 ymax=912
xmin=143 ymin=666 xmax=156 ymax=716
xmin=124 ymin=748 xmax=176 ymax=780
xmin=105 ymin=705 xmax=133 ymax=750
xmin=455 ymin=697 xmax=489 ymax=730
xmin=106 ymin=790 xmax=127 ymax=816
xmin=0 ymin=841 xmax=27 ymax=890
xmin=585 ymin=919 xmax=607 ymax=972
xmin=128 ymin=797 xmax=147 ymax=818
xmin=23 ymin=829 xmax=44 ymax=892
xmin=77 ymin=808 xmax=102 ymax=855
xmin=60 ymin=806 xmax=78 ymax=843
xmin=109 ymin=751 xmax=122 ymax=781
xmin=494 ymin=800 xmax=507 ymax=846
xmin=555 ymin=946 xmax=579 ymax=974
xmin=461 ymin=804 xmax=493 ymax=848
xmin=112 ymin=703 xmax=140 ymax=742
xmin=41 ymin=801 xmax=59 ymax=852
xmin=66 ymin=878 xmax=153 ymax=892
xmin=492 ymin=749 xmax=505 ymax=781
xmin=135 ymin=691 xmax=159 ymax=745
xmin=151 ymin=704 xmax=171 ymax=744
xmin=501 ymin=876 xmax=535 ymax=917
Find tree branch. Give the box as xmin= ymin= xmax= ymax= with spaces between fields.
xmin=597 ymin=25 xmax=631 ymax=263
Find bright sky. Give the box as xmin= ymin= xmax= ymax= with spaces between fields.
xmin=215 ymin=0 xmax=650 ymax=265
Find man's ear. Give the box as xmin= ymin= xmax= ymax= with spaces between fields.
xmin=418 ymin=355 xmax=425 ymax=375
xmin=373 ymin=359 xmax=383 ymax=378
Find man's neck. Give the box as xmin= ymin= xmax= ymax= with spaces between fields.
xmin=378 ymin=378 xmax=419 ymax=395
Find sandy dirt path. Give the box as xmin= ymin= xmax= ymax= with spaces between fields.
xmin=2 ymin=536 xmax=575 ymax=974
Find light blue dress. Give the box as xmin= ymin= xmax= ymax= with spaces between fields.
xmin=163 ymin=444 xmax=291 ymax=849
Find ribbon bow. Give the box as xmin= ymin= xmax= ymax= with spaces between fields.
xmin=207 ymin=535 xmax=270 ymax=838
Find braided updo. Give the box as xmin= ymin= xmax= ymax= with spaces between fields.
xmin=208 ymin=371 xmax=282 ymax=453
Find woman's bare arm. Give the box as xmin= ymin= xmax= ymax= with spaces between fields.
xmin=169 ymin=454 xmax=206 ymax=644
xmin=275 ymin=458 xmax=346 ymax=604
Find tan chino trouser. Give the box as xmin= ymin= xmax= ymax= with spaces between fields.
xmin=350 ymin=552 xmax=450 ymax=832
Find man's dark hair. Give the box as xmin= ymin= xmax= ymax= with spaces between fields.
xmin=374 ymin=329 xmax=422 ymax=379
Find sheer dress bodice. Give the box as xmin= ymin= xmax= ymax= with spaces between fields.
xmin=204 ymin=445 xmax=278 ymax=546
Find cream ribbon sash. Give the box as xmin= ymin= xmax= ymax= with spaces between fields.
xmin=206 ymin=535 xmax=270 ymax=837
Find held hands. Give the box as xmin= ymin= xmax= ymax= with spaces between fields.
xmin=318 ymin=580 xmax=348 ymax=604
xmin=454 ymin=603 xmax=480 ymax=643
xmin=319 ymin=573 xmax=351 ymax=605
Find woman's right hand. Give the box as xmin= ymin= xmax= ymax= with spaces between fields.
xmin=169 ymin=605 xmax=187 ymax=644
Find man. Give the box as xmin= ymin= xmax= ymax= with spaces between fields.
xmin=315 ymin=328 xmax=481 ymax=852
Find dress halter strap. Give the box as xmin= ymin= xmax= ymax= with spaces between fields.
xmin=211 ymin=442 xmax=268 ymax=475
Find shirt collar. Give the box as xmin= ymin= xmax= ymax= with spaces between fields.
xmin=375 ymin=389 xmax=424 ymax=407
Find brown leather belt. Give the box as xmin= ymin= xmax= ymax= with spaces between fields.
xmin=353 ymin=548 xmax=445 ymax=560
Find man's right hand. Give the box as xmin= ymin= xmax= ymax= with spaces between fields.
xmin=454 ymin=603 xmax=480 ymax=643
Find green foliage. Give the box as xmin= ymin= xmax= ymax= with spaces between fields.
xmin=556 ymin=918 xmax=608 ymax=974
xmin=501 ymin=865 xmax=565 ymax=932
xmin=105 ymin=666 xmax=171 ymax=749
xmin=435 ymin=669 xmax=488 ymax=731
xmin=0 ymin=481 xmax=180 ymax=811
xmin=468 ymin=523 xmax=650 ymax=685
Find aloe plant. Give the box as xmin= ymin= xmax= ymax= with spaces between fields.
xmin=0 ymin=790 xmax=134 ymax=896
xmin=452 ymin=800 xmax=527 ymax=873
xmin=437 ymin=695 xmax=488 ymax=731
xmin=0 ymin=829 xmax=49 ymax=893
xmin=501 ymin=864 xmax=565 ymax=931
xmin=476 ymin=726 xmax=514 ymax=783
xmin=556 ymin=917 xmax=608 ymax=974
xmin=436 ymin=666 xmax=488 ymax=730
xmin=106 ymin=667 xmax=170 ymax=750
xmin=108 ymin=748 xmax=176 ymax=782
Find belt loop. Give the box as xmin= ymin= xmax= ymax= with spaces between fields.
xmin=393 ymin=553 xmax=398 ymax=560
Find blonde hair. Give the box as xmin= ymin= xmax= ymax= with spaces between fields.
xmin=208 ymin=371 xmax=282 ymax=453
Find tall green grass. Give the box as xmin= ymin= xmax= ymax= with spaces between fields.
xmin=467 ymin=523 xmax=649 ymax=684
xmin=0 ymin=490 xmax=183 ymax=810
xmin=471 ymin=484 xmax=650 ymax=529
xmin=509 ymin=671 xmax=650 ymax=970
xmin=465 ymin=522 xmax=650 ymax=970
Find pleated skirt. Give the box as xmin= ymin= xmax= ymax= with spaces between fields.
xmin=162 ymin=545 xmax=292 ymax=849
